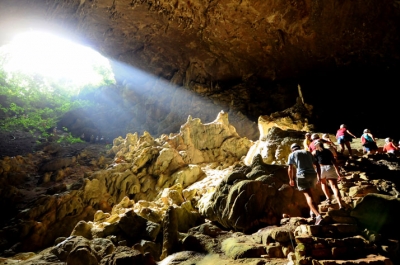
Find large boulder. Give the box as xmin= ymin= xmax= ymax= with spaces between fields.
xmin=351 ymin=193 xmax=400 ymax=239
xmin=199 ymin=155 xmax=321 ymax=232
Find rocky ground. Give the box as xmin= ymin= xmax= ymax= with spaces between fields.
xmin=1 ymin=109 xmax=400 ymax=265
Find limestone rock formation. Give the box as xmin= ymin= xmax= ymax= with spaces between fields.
xmin=0 ymin=111 xmax=251 ymax=253
xmin=199 ymin=154 xmax=323 ymax=233
xmin=4 ymin=109 xmax=400 ymax=264
xmin=257 ymin=97 xmax=313 ymax=140
xmin=244 ymin=126 xmax=307 ymax=166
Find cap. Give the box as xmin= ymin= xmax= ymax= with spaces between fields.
xmin=290 ymin=143 xmax=301 ymax=150
xmin=311 ymin=133 xmax=320 ymax=140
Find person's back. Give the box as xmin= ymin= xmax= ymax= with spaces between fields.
xmin=314 ymin=148 xmax=334 ymax=165
xmin=288 ymin=149 xmax=316 ymax=175
xmin=383 ymin=138 xmax=397 ymax=153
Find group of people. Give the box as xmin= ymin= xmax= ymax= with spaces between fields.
xmin=287 ymin=123 xmax=399 ymax=225
xmin=288 ymin=140 xmax=343 ymax=225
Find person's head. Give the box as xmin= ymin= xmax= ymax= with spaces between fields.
xmin=290 ymin=143 xmax=301 ymax=152
xmin=340 ymin=124 xmax=346 ymax=129
xmin=311 ymin=133 xmax=320 ymax=140
xmin=363 ymin=129 xmax=370 ymax=134
xmin=385 ymin=137 xmax=392 ymax=143
xmin=305 ymin=132 xmax=311 ymax=139
xmin=315 ymin=141 xmax=325 ymax=151
xmin=322 ymin=134 xmax=330 ymax=140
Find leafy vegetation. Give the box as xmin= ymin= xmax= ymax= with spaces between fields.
xmin=0 ymin=49 xmax=115 ymax=142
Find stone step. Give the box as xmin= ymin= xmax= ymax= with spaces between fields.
xmin=296 ymin=235 xmax=375 ymax=257
xmin=311 ymin=254 xmax=393 ymax=265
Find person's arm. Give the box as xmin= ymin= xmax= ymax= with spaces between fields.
xmin=288 ymin=164 xmax=295 ymax=187
xmin=314 ymin=162 xmax=321 ymax=183
xmin=347 ymin=130 xmax=357 ymax=138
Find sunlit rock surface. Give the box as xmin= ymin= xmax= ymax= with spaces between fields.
xmin=0 ymin=111 xmax=251 ymax=253
xmin=257 ymin=97 xmax=313 ymax=139
xmin=3 ymin=109 xmax=400 ymax=264
xmin=244 ymin=98 xmax=314 ymax=166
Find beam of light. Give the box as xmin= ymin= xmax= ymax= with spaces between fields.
xmin=0 ymin=31 xmax=114 ymax=93
xmin=96 ymin=59 xmax=258 ymax=141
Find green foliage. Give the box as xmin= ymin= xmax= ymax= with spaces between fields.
xmin=56 ymin=133 xmax=84 ymax=144
xmin=0 ymin=54 xmax=100 ymax=138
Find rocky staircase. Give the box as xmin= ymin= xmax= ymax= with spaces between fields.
xmin=289 ymin=202 xmax=395 ymax=265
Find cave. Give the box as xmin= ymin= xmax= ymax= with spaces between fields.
xmin=1 ymin=1 xmax=400 ymax=264
xmin=1 ymin=0 xmax=399 ymax=141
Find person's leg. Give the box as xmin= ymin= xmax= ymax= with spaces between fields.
xmin=339 ymin=143 xmax=345 ymax=154
xmin=320 ymin=178 xmax=331 ymax=202
xmin=345 ymin=141 xmax=352 ymax=156
xmin=302 ymin=188 xmax=319 ymax=217
xmin=328 ymin=179 xmax=343 ymax=209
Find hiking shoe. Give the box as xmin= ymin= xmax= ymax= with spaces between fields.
xmin=315 ymin=215 xmax=323 ymax=225
xmin=310 ymin=211 xmax=316 ymax=219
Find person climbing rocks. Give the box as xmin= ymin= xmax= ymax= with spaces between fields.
xmin=312 ymin=141 xmax=344 ymax=210
xmin=361 ymin=129 xmax=378 ymax=155
xmin=308 ymin=133 xmax=329 ymax=153
xmin=322 ymin=134 xmax=338 ymax=159
xmin=303 ymin=132 xmax=312 ymax=151
xmin=336 ymin=124 xmax=357 ymax=156
xmin=287 ymin=143 xmax=323 ymax=225
xmin=382 ymin=137 xmax=397 ymax=154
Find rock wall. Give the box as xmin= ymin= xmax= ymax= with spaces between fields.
xmin=0 ymin=111 xmax=252 ymax=253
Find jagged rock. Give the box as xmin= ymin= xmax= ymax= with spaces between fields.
xmin=258 ymin=97 xmax=313 ymax=139
xmin=244 ymin=126 xmax=307 ymax=165
xmin=51 ymin=236 xmax=89 ymax=262
xmin=160 ymin=206 xmax=180 ymax=260
xmin=136 ymin=240 xmax=162 ymax=262
xmin=66 ymin=240 xmax=98 ymax=265
xmin=71 ymin=221 xmax=93 ymax=240
xmin=118 ymin=209 xmax=161 ymax=241
xmin=200 ymin=154 xmax=322 ymax=232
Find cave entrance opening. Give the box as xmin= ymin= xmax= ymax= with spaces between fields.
xmin=0 ymin=30 xmax=116 ymax=141
xmin=0 ymin=30 xmax=115 ymax=95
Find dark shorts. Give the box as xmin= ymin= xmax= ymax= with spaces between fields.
xmin=363 ymin=141 xmax=378 ymax=151
xmin=296 ymin=172 xmax=317 ymax=191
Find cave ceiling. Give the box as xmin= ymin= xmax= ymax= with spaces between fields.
xmin=1 ymin=0 xmax=399 ymax=86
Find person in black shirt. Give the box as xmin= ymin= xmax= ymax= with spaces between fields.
xmin=313 ymin=141 xmax=344 ymax=210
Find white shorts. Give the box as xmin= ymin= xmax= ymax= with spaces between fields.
xmin=320 ymin=165 xmax=338 ymax=180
